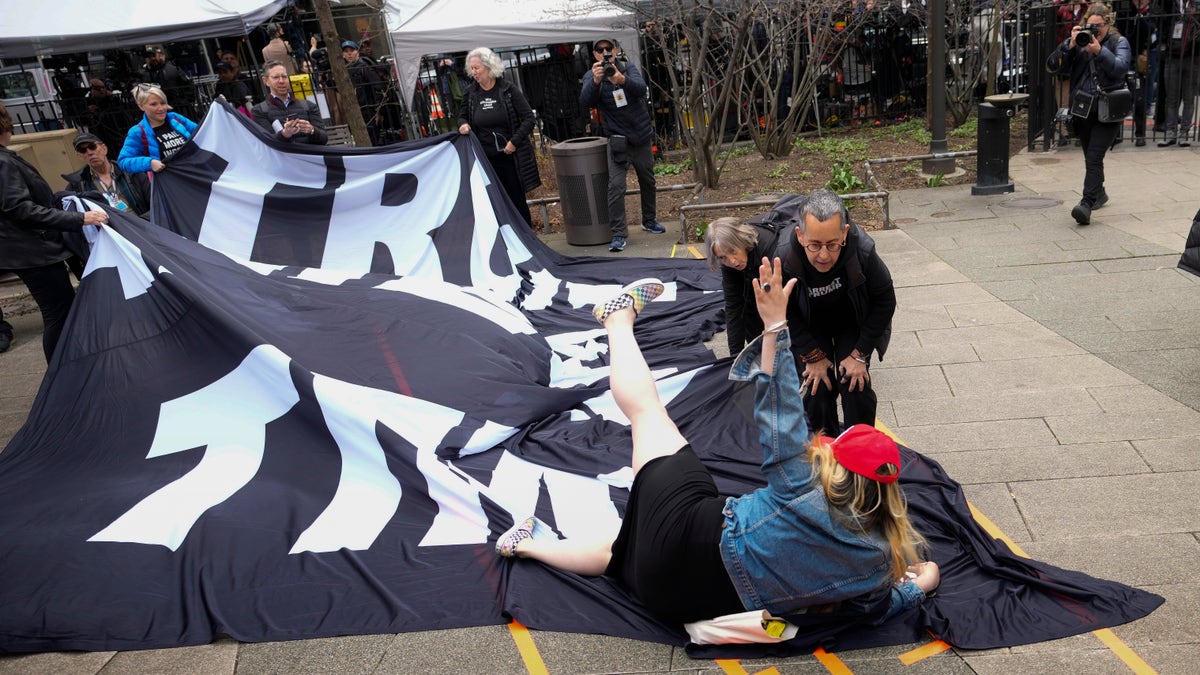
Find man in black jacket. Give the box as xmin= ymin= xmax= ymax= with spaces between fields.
xmin=62 ymin=133 xmax=151 ymax=217
xmin=580 ymin=37 xmax=664 ymax=253
xmin=251 ymin=60 xmax=327 ymax=145
xmin=141 ymin=45 xmax=194 ymax=105
xmin=780 ymin=188 xmax=896 ymax=436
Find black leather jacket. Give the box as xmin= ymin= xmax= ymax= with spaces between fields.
xmin=1 ymin=146 xmax=82 ymax=269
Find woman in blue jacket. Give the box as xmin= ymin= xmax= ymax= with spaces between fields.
xmin=495 ymin=260 xmax=939 ymax=628
xmin=117 ymin=84 xmax=198 ymax=176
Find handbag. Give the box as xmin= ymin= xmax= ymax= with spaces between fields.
xmin=1098 ymin=87 xmax=1132 ymax=122
xmin=1089 ymin=58 xmax=1132 ymax=123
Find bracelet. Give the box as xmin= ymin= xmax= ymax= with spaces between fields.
xmin=800 ymin=348 xmax=827 ymax=364
xmin=851 ymin=354 xmax=868 ymax=364
xmin=764 ymin=320 xmax=787 ymax=334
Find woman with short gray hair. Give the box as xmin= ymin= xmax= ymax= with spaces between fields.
xmin=457 ymin=48 xmax=541 ymax=227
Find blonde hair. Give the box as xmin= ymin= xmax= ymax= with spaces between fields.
xmin=704 ymin=217 xmax=759 ymax=271
xmin=132 ymin=83 xmax=171 ymax=108
xmin=809 ymin=439 xmax=925 ymax=582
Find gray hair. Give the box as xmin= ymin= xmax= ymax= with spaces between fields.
xmin=797 ymin=188 xmax=845 ymax=231
xmin=132 ymin=83 xmax=171 ymax=108
xmin=704 ymin=217 xmax=759 ymax=271
xmin=465 ymin=47 xmax=505 ymax=79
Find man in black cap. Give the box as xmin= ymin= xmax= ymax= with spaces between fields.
xmin=62 ymin=132 xmax=151 ymax=218
xmin=342 ymin=40 xmax=387 ymax=144
xmin=580 ymin=36 xmax=664 ymax=253
xmin=214 ymin=61 xmax=253 ymax=110
xmin=141 ymin=45 xmax=194 ymax=104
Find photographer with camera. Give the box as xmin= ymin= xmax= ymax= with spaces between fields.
xmin=580 ymin=38 xmax=664 ymax=253
xmin=1047 ymin=3 xmax=1131 ymax=225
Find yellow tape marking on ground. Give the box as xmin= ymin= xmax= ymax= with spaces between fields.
xmin=1093 ymin=629 xmax=1159 ymax=674
xmin=813 ymin=646 xmax=853 ymax=674
xmin=506 ymin=620 xmax=549 ymax=675
xmin=671 ymin=244 xmax=678 ymax=258
xmin=689 ymin=245 xmax=704 ymax=259
xmin=898 ymin=639 xmax=952 ymax=665
xmin=876 ymin=421 xmax=1156 ymax=674
xmin=715 ymin=659 xmax=748 ymax=674
xmin=715 ymin=661 xmax=783 ymax=675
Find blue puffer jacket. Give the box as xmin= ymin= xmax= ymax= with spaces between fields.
xmin=116 ymin=112 xmax=198 ymax=174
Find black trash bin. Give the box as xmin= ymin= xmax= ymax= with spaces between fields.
xmin=972 ymin=93 xmax=1029 ymax=195
xmin=550 ymin=137 xmax=610 ymax=245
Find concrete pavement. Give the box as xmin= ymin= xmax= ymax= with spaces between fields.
xmin=1 ymin=141 xmax=1198 ymax=674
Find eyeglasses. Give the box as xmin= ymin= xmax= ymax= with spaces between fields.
xmin=594 ymin=44 xmax=613 ymax=52
xmin=800 ymin=241 xmax=844 ymax=254
xmin=75 ymin=142 xmax=99 ymax=152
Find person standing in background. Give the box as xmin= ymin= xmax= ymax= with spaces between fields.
xmin=457 ymin=47 xmax=541 ymax=227
xmin=580 ymin=37 xmax=664 ymax=253
xmin=262 ymin=23 xmax=296 ymax=75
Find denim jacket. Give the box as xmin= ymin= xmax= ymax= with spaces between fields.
xmin=722 ymin=329 xmax=924 ymax=622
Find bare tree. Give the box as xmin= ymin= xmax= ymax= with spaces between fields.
xmin=627 ymin=0 xmax=874 ymax=185
xmin=740 ymin=0 xmax=870 ymax=159
xmin=944 ymin=0 xmax=1022 ymax=123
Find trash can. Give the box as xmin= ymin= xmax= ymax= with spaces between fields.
xmin=551 ymin=137 xmax=610 ymax=245
xmin=972 ymin=93 xmax=1028 ymax=196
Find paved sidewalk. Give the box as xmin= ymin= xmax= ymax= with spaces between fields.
xmin=1 ymin=143 xmax=1198 ymax=674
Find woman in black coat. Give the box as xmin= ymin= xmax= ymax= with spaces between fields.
xmin=457 ymin=47 xmax=541 ymax=227
xmin=0 ymin=103 xmax=108 ymax=360
xmin=704 ymin=216 xmax=790 ymax=355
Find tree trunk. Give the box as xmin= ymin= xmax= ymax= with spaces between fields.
xmin=313 ymin=0 xmax=371 ymax=146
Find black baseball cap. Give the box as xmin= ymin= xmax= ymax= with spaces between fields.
xmin=72 ymin=132 xmax=103 ymax=150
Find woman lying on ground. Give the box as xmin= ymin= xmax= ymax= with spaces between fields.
xmin=495 ymin=259 xmax=939 ymax=628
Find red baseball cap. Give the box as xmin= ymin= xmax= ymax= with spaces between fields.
xmin=820 ymin=424 xmax=901 ymax=483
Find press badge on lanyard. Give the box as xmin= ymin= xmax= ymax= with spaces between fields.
xmin=1174 ymin=21 xmax=1184 ymax=40
xmin=612 ymin=88 xmax=628 ymax=108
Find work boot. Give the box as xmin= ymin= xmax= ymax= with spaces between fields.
xmin=1093 ymin=191 xmax=1109 ymax=209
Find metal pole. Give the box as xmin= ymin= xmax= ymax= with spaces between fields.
xmin=924 ymin=0 xmax=955 ymax=174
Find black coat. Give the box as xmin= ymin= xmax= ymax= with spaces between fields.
xmin=721 ymin=221 xmax=789 ymax=353
xmin=780 ymin=218 xmax=896 ymax=361
xmin=1180 ymin=208 xmax=1200 ymax=277
xmin=458 ymin=78 xmax=541 ymax=193
xmin=62 ymin=162 xmax=151 ymax=218
xmin=0 ymin=147 xmax=82 ymax=270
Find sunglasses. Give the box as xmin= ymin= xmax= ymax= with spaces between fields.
xmin=75 ymin=142 xmax=99 ymax=152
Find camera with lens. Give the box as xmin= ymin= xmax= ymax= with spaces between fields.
xmin=602 ymin=50 xmax=616 ymax=77
xmin=1075 ymin=24 xmax=1099 ymax=47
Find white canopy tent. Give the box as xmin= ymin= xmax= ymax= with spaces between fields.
xmin=0 ymin=0 xmax=288 ymax=59
xmin=389 ymin=0 xmax=641 ymax=109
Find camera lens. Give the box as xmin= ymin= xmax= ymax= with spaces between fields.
xmin=603 ymin=62 xmax=616 ymax=77
xmin=1075 ymin=30 xmax=1092 ymax=46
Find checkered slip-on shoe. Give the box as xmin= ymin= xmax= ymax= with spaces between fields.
xmin=592 ymin=278 xmax=665 ymax=325
xmin=496 ymin=517 xmax=536 ymax=558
